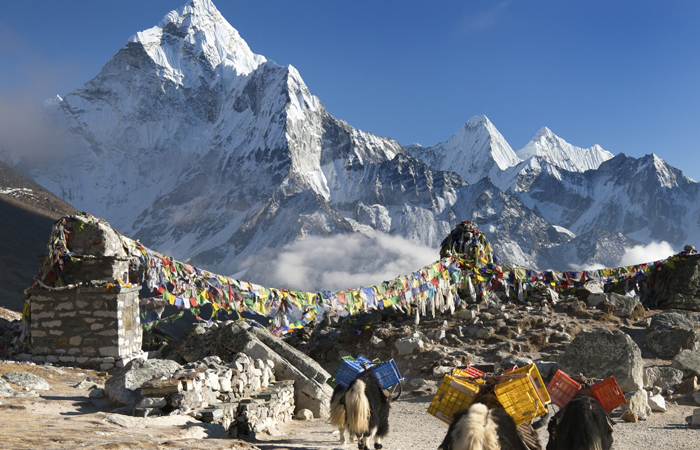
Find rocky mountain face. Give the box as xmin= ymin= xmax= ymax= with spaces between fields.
xmin=2 ymin=0 xmax=699 ymax=290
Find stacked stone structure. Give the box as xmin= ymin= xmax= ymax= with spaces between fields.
xmin=27 ymin=216 xmax=142 ymax=369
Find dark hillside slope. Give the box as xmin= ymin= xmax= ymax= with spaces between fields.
xmin=0 ymin=161 xmax=78 ymax=311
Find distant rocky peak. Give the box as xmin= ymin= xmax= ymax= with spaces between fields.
xmin=128 ymin=0 xmax=265 ymax=78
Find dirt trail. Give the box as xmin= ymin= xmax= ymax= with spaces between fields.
xmin=260 ymin=395 xmax=699 ymax=450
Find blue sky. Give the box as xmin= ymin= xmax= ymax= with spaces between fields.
xmin=1 ymin=0 xmax=699 ymax=180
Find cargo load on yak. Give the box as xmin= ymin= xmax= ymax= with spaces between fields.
xmin=439 ymin=221 xmax=499 ymax=265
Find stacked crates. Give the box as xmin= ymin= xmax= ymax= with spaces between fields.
xmin=428 ymin=374 xmax=481 ymax=424
xmin=591 ymin=376 xmax=626 ymax=413
xmin=328 ymin=356 xmax=402 ymax=390
xmin=546 ymin=370 xmax=581 ymax=409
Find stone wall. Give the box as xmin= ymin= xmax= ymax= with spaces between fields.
xmin=111 ymin=355 xmax=295 ymax=438
xmin=199 ymin=380 xmax=295 ymax=438
xmin=28 ymin=285 xmax=142 ymax=370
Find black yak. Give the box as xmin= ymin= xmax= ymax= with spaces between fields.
xmin=329 ymin=376 xmax=391 ymax=449
xmin=546 ymin=395 xmax=614 ymax=450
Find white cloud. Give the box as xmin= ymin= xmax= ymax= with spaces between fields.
xmin=569 ymin=262 xmax=606 ymax=271
xmin=239 ymin=232 xmax=439 ymax=292
xmin=618 ymin=241 xmax=675 ymax=267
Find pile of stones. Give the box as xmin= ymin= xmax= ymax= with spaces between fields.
xmin=105 ymin=354 xmax=294 ymax=437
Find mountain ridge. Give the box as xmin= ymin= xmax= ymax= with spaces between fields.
xmin=1 ymin=0 xmax=696 ymax=291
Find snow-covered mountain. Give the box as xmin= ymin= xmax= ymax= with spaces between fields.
xmin=517 ymin=127 xmax=613 ymax=173
xmin=3 ymin=0 xmax=699 ymax=283
xmin=405 ymin=115 xmax=521 ymax=185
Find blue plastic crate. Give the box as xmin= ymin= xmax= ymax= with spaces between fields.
xmin=371 ymin=359 xmax=402 ymax=390
xmin=335 ymin=359 xmax=374 ymax=388
xmin=327 ymin=356 xmax=356 ymax=388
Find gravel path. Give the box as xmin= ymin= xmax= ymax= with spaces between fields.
xmin=260 ymin=396 xmax=699 ymax=450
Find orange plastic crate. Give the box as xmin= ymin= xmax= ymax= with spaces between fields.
xmin=428 ymin=374 xmax=481 ymax=424
xmin=547 ymin=370 xmax=581 ymax=409
xmin=591 ymin=376 xmax=626 ymax=413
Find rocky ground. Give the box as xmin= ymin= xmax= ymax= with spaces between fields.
xmin=0 ymin=358 xmax=696 ymax=450
xmin=2 ymin=285 xmax=700 ymax=449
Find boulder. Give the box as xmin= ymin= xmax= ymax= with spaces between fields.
xmin=644 ymin=310 xmax=700 ymax=357
xmin=500 ymin=355 xmax=534 ymax=369
xmin=2 ymin=372 xmax=51 ymax=391
xmin=557 ymin=328 xmax=643 ymax=393
xmin=643 ymin=366 xmax=684 ymax=389
xmin=395 ymin=334 xmax=425 ymax=355
xmin=671 ymin=350 xmax=700 ymax=377
xmin=104 ymin=359 xmax=181 ymax=406
xmin=606 ymin=293 xmax=641 ymax=317
xmin=586 ymin=293 xmax=608 ymax=307
xmin=169 ymin=390 xmax=200 ymax=410
xmin=620 ymin=389 xmax=651 ymax=420
xmin=655 ymin=254 xmax=700 ymax=311
xmin=580 ymin=280 xmax=605 ymax=296
xmin=0 ymin=378 xmax=17 ymax=397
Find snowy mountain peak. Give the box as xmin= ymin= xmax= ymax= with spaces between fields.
xmin=129 ymin=0 xmax=265 ymax=79
xmin=405 ymin=115 xmax=521 ymax=184
xmin=465 ymin=114 xmax=491 ymax=127
xmin=532 ymin=126 xmax=553 ymax=140
xmin=516 ymin=127 xmax=613 ymax=173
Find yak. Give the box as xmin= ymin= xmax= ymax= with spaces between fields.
xmin=329 ymin=376 xmax=391 ymax=450
xmin=438 ymin=399 xmax=540 ymax=450
xmin=546 ymin=395 xmax=614 ymax=450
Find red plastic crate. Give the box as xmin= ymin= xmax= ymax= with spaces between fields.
xmin=590 ymin=376 xmax=627 ymax=413
xmin=503 ymin=365 xmax=519 ymax=374
xmin=547 ymin=370 xmax=581 ymax=409
xmin=461 ymin=365 xmax=485 ymax=377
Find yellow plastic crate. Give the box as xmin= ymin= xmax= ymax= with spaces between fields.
xmin=494 ymin=375 xmax=543 ymax=426
xmin=494 ymin=366 xmax=550 ymax=426
xmin=508 ymin=364 xmax=551 ymax=406
xmin=428 ymin=374 xmax=481 ymax=424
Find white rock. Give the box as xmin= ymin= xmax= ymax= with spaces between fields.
xmin=432 ymin=366 xmax=453 ymax=378
xmin=295 ymin=409 xmax=314 ymax=420
xmin=648 ymin=394 xmax=666 ymax=412
xmin=219 ymin=377 xmax=232 ymax=393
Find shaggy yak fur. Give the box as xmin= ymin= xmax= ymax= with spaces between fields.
xmin=438 ymin=403 xmax=533 ymax=450
xmin=546 ymin=395 xmax=614 ymax=450
xmin=329 ymin=377 xmax=390 ymax=449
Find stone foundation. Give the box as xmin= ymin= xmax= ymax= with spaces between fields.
xmin=28 ymin=285 xmax=142 ymax=370
xmin=199 ymin=380 xmax=295 ymax=437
